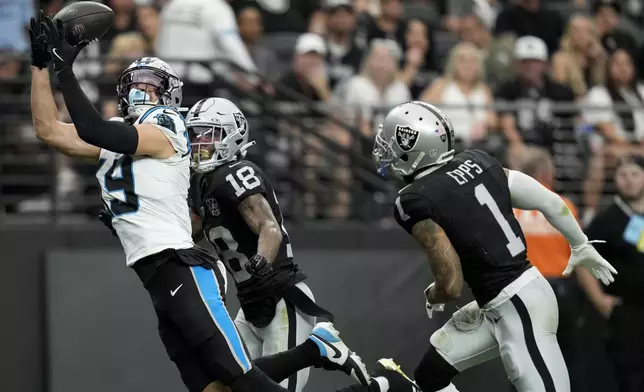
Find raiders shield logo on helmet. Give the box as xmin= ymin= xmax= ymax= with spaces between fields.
xmin=233 ymin=112 xmax=248 ymax=135
xmin=395 ymin=125 xmax=419 ymax=152
xmin=205 ymin=197 xmax=220 ymax=216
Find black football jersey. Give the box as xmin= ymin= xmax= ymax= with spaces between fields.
xmin=394 ymin=149 xmax=531 ymax=305
xmin=190 ymin=160 xmax=296 ymax=284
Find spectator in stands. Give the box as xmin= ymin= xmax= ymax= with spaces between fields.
xmin=458 ymin=13 xmax=514 ymax=87
xmin=399 ymin=19 xmax=436 ymax=100
xmin=231 ymin=0 xmax=325 ymax=34
xmin=276 ymin=33 xmax=331 ymax=103
xmin=421 ymin=42 xmax=496 ymax=150
xmin=0 ymin=0 xmax=33 ymax=53
xmin=156 ymin=0 xmax=258 ymax=86
xmin=323 ymin=0 xmax=364 ymax=89
xmin=237 ymin=4 xmax=281 ymax=81
xmin=551 ymin=14 xmax=607 ymax=98
xmin=495 ymin=36 xmax=577 ymax=167
xmin=136 ymin=3 xmax=160 ymax=52
xmin=578 ymin=155 xmax=644 ymax=392
xmin=593 ymin=0 xmax=637 ymax=56
xmin=101 ymin=0 xmax=138 ymax=54
xmin=361 ymin=0 xmax=406 ymax=49
xmin=494 ymin=0 xmax=564 ymax=55
xmin=583 ymin=49 xmax=644 ymax=216
xmin=337 ymin=39 xmax=410 ymax=138
xmin=100 ymin=32 xmax=149 ymax=118
xmin=512 ymin=147 xmax=587 ymax=392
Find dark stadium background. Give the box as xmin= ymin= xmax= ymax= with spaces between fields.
xmin=1 ymin=0 xmax=639 ymax=391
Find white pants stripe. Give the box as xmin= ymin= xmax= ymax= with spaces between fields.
xmin=235 ymin=282 xmax=316 ymax=392
xmin=430 ymin=270 xmax=570 ymax=392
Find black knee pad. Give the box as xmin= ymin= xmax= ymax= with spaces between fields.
xmin=414 ymin=346 xmax=459 ymax=391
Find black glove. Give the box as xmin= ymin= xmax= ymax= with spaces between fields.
xmin=245 ymin=254 xmax=273 ymax=277
xmin=98 ymin=209 xmax=118 ymax=238
xmin=28 ymin=11 xmax=50 ymax=69
xmin=41 ymin=16 xmax=86 ymax=72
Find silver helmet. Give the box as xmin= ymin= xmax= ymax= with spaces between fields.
xmin=373 ymin=101 xmax=456 ymax=178
xmin=117 ymin=57 xmax=183 ymax=122
xmin=186 ymin=97 xmax=255 ymax=173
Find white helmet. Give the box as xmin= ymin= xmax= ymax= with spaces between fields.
xmin=373 ymin=101 xmax=456 ymax=178
xmin=186 ymin=98 xmax=255 ymax=173
xmin=116 ymin=57 xmax=183 ymax=122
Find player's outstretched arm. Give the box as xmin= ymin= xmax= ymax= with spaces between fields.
xmin=504 ymin=168 xmax=587 ymax=246
xmin=238 ymin=194 xmax=283 ymax=263
xmin=42 ymin=17 xmax=176 ymax=159
xmin=504 ymin=168 xmax=617 ymax=284
xmin=31 ymin=67 xmax=100 ymax=159
xmin=411 ymin=219 xmax=463 ymax=303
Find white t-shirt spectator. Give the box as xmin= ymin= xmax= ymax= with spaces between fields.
xmin=583 ymin=84 xmax=644 ymax=144
xmin=340 ymin=75 xmax=411 ymax=120
xmin=156 ymin=0 xmax=257 ymax=81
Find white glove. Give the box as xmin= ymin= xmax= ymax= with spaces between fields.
xmin=563 ymin=240 xmax=618 ymax=285
xmin=424 ymin=283 xmax=445 ymax=319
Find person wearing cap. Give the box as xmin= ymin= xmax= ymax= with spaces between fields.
xmin=323 ymin=0 xmax=364 ymax=89
xmin=276 ymin=33 xmax=331 ymax=103
xmin=495 ymin=36 xmax=577 ymax=168
xmin=578 ymin=156 xmax=644 ymax=392
xmin=593 ymin=0 xmax=637 ymax=55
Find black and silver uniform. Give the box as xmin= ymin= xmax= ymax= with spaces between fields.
xmin=394 ymin=149 xmax=531 ymax=305
xmin=190 ymin=160 xmax=306 ymax=292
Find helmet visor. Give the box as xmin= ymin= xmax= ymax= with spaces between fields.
xmin=119 ymin=69 xmax=167 ymax=106
xmin=189 ymin=124 xmax=225 ymax=167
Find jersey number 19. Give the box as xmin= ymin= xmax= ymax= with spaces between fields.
xmin=474 ymin=184 xmax=525 ymax=257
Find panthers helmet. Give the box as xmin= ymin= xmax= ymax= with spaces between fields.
xmin=373 ymin=101 xmax=456 ymax=178
xmin=186 ymin=98 xmax=255 ymax=173
xmin=117 ymin=57 xmax=183 ymax=122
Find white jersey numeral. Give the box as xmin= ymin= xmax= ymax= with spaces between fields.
xmin=225 ymin=166 xmax=261 ymax=197
xmin=394 ymin=196 xmax=410 ymax=221
xmin=474 ymin=184 xmax=526 ymax=257
xmin=207 ymin=226 xmax=251 ymax=281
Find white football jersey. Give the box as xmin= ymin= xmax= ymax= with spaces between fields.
xmin=97 ymin=106 xmax=194 ymax=266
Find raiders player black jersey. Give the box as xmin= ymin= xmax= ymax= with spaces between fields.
xmin=190 ymin=160 xmax=304 ymax=287
xmin=394 ymin=149 xmax=531 ymax=305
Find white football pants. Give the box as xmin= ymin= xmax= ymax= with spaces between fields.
xmin=431 ymin=267 xmax=570 ymax=392
xmin=235 ymin=282 xmax=316 ymax=392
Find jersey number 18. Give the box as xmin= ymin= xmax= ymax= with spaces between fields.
xmin=226 ymin=167 xmax=261 ymax=197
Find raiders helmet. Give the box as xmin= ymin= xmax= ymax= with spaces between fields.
xmin=116 ymin=57 xmax=183 ymax=122
xmin=186 ymin=98 xmax=255 ymax=173
xmin=373 ymin=101 xmax=456 ymax=178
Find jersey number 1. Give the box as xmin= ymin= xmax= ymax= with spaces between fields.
xmin=226 ymin=167 xmax=261 ymax=197
xmin=474 ymin=184 xmax=525 ymax=257
xmin=102 ymin=156 xmax=139 ymax=216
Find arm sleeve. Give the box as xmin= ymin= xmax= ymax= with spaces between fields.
xmin=394 ymin=192 xmax=435 ymax=234
xmin=507 ymin=169 xmax=588 ymax=247
xmin=56 ymin=68 xmax=139 ymax=154
xmin=137 ymin=107 xmax=190 ymax=156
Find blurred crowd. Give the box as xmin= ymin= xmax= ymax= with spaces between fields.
xmin=2 ymin=0 xmax=644 ymax=221
xmin=2 ymin=0 xmax=644 ymax=390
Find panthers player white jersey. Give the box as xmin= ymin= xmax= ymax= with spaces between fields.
xmin=97 ymin=106 xmax=194 ymax=266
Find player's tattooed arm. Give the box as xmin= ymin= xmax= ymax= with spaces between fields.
xmin=411 ymin=218 xmax=464 ymax=303
xmin=238 ymin=194 xmax=283 ymax=262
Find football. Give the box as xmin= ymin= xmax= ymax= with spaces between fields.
xmin=53 ymin=1 xmax=114 ymax=46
